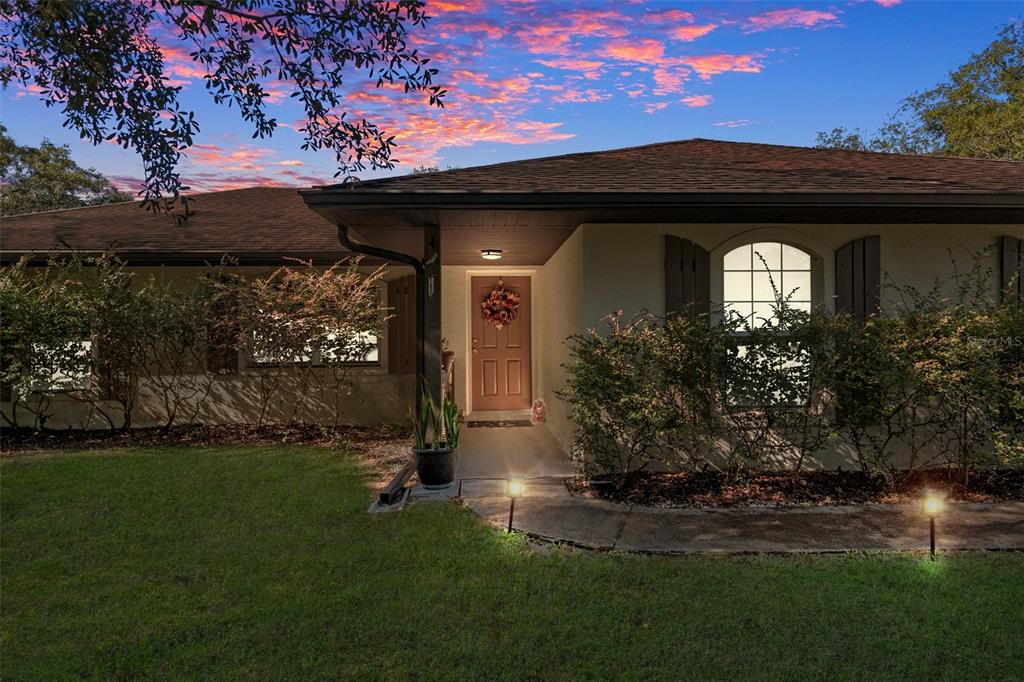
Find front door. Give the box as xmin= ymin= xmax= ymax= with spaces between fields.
xmin=471 ymin=275 xmax=531 ymax=412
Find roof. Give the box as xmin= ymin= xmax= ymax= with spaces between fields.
xmin=1 ymin=187 xmax=344 ymax=263
xmin=327 ymin=138 xmax=1024 ymax=195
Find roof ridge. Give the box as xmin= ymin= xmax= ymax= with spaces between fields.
xmin=686 ymin=138 xmax=1024 ymax=165
xmin=2 ymin=199 xmax=141 ymax=219
xmin=345 ymin=138 xmax=712 ymax=188
xmin=342 ymin=138 xmax=1023 ymax=190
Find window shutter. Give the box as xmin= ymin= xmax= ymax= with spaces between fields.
xmin=1001 ymin=236 xmax=1022 ymax=303
xmin=387 ymin=274 xmax=417 ymax=375
xmin=207 ymin=294 xmax=239 ymax=374
xmin=835 ymin=236 xmax=881 ymax=321
xmin=0 ymin=350 xmax=11 ymax=403
xmin=665 ymin=235 xmax=710 ymax=316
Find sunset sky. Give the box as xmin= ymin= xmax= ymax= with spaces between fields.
xmin=1 ymin=1 xmax=1019 ymax=193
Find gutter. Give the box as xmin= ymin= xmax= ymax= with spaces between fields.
xmin=335 ymin=224 xmax=428 ymax=409
xmin=301 ymin=190 xmax=1024 ymax=211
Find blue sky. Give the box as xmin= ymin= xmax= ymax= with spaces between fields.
xmin=1 ymin=0 xmax=1020 ymax=192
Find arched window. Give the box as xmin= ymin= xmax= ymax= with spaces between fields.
xmin=722 ymin=241 xmax=812 ymax=327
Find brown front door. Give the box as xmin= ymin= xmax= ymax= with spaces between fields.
xmin=471 ymin=275 xmax=531 ymax=411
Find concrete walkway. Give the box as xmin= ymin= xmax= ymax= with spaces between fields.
xmin=453 ymin=477 xmax=1024 ymax=554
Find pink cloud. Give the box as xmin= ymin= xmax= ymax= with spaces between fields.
xmin=874 ymin=0 xmax=901 ymax=6
xmin=714 ymin=119 xmax=756 ymax=128
xmin=560 ymin=9 xmax=629 ymax=37
xmin=744 ymin=8 xmax=841 ymax=32
xmin=681 ymin=54 xmax=763 ymax=80
xmin=680 ymin=94 xmax=713 ymax=107
xmin=550 ymin=87 xmax=611 ymax=104
xmin=158 ymin=45 xmax=207 ymax=80
xmin=644 ymin=101 xmax=669 ymax=114
xmin=671 ymin=24 xmax=717 ymax=41
xmin=642 ymin=9 xmax=696 ymax=24
xmin=535 ymin=57 xmax=605 ymax=71
xmin=516 ymin=28 xmax=572 ymax=55
xmin=428 ymin=0 xmax=486 ymax=13
xmin=606 ymin=38 xmax=664 ymax=62
xmin=652 ymin=64 xmax=689 ymax=95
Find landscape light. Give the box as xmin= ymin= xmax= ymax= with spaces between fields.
xmin=506 ymin=477 xmax=524 ymax=532
xmin=481 ymin=249 xmax=503 ymax=260
xmin=922 ymin=491 xmax=944 ymax=558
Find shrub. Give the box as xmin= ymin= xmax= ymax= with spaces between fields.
xmin=561 ymin=290 xmax=1023 ymax=483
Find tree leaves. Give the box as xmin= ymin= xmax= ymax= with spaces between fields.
xmin=0 ymin=0 xmax=445 ymax=219
xmin=0 ymin=125 xmax=134 ymax=215
xmin=816 ymin=21 xmax=1023 ymax=160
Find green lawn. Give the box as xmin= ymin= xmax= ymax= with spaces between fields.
xmin=2 ymin=446 xmax=1022 ymax=680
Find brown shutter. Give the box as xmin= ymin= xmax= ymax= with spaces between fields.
xmin=665 ymin=235 xmax=710 ymax=316
xmin=835 ymin=236 xmax=881 ymax=321
xmin=207 ymin=290 xmax=239 ymax=374
xmin=387 ymin=274 xmax=416 ymax=375
xmin=1001 ymin=236 xmax=1023 ymax=303
xmin=0 ymin=350 xmax=11 ymax=403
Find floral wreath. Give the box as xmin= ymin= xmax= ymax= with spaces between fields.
xmin=480 ymin=279 xmax=521 ymax=329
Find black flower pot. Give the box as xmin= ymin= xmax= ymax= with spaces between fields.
xmin=414 ymin=447 xmax=456 ymax=489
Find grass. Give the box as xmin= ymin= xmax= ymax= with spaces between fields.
xmin=2 ymin=446 xmax=1023 ymax=681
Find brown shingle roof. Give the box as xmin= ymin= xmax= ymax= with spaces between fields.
xmin=1 ymin=187 xmax=341 ymax=261
xmin=333 ymin=138 xmax=1024 ymax=194
xmin=3 ymin=139 xmax=1021 ymax=262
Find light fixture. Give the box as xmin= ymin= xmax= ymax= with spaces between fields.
xmin=505 ymin=477 xmax=524 ymax=532
xmin=481 ymin=249 xmax=503 ymax=260
xmin=922 ymin=491 xmax=944 ymax=558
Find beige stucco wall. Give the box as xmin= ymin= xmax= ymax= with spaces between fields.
xmin=536 ymin=228 xmax=584 ymax=451
xmin=5 ymin=223 xmax=1021 ymax=446
xmin=2 ymin=264 xmax=416 ymax=429
xmin=573 ymin=222 xmax=1024 ymax=469
xmin=580 ymin=223 xmax=1024 ymax=325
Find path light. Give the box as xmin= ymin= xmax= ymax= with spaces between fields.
xmin=923 ymin=491 xmax=944 ymax=558
xmin=505 ymin=477 xmax=524 ymax=532
xmin=481 ymin=249 xmax=503 ymax=261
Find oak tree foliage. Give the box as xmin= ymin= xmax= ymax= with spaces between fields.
xmin=0 ymin=125 xmax=133 ymax=216
xmin=816 ymin=21 xmax=1023 ymax=160
xmin=0 ymin=0 xmax=446 ymax=218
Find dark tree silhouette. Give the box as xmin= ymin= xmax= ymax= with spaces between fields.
xmin=0 ymin=0 xmax=446 ymax=217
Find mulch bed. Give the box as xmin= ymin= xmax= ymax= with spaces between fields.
xmin=0 ymin=423 xmax=413 ymax=490
xmin=568 ymin=468 xmax=1024 ymax=508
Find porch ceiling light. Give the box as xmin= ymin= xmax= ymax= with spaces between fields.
xmin=481 ymin=249 xmax=503 ymax=260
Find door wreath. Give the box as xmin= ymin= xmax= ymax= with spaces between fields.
xmin=481 ymin=279 xmax=521 ymax=329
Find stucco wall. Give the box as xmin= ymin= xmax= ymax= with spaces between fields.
xmin=580 ymin=223 xmax=1024 ymax=325
xmin=2 ymin=264 xmax=416 ymax=429
xmin=536 ymin=228 xmax=584 ymax=451
xmin=572 ymin=222 xmax=1024 ymax=469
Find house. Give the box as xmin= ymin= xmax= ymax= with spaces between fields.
xmin=3 ymin=139 xmax=1023 ymax=450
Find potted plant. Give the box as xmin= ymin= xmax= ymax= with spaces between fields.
xmin=412 ymin=393 xmax=461 ymax=489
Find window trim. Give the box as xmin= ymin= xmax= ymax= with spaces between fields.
xmin=709 ymin=228 xmax=832 ymax=326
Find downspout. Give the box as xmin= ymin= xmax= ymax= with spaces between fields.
xmin=336 ymin=225 xmax=428 ymax=409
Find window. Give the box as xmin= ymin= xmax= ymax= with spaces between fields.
xmin=252 ymin=325 xmax=379 ymax=366
xmin=723 ymin=242 xmax=812 ymax=328
xmin=30 ymin=340 xmax=93 ymax=391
